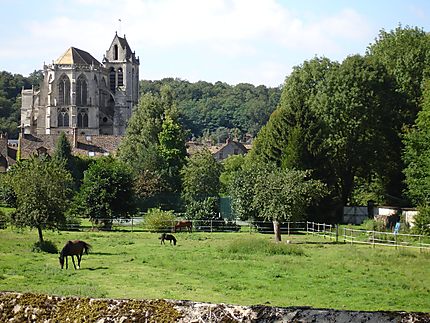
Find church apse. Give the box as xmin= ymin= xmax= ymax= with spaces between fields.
xmin=21 ymin=33 xmax=139 ymax=136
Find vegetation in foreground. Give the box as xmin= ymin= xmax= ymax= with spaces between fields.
xmin=0 ymin=229 xmax=429 ymax=312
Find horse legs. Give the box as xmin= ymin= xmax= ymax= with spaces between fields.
xmin=77 ymin=252 xmax=83 ymax=269
xmin=65 ymin=256 xmax=68 ymax=269
xmin=71 ymin=255 xmax=77 ymax=270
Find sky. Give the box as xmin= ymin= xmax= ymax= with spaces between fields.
xmin=1 ymin=0 xmax=430 ymax=87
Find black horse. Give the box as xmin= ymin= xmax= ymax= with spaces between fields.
xmin=59 ymin=240 xmax=91 ymax=269
xmin=159 ymin=233 xmax=177 ymax=245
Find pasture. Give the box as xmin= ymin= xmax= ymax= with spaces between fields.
xmin=0 ymin=228 xmax=429 ymax=312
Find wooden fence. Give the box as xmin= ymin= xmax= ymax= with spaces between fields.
xmin=306 ymin=221 xmax=430 ymax=251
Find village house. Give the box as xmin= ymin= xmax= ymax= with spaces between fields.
xmin=186 ymin=138 xmax=250 ymax=161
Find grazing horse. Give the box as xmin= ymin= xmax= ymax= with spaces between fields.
xmin=59 ymin=240 xmax=91 ymax=270
xmin=159 ymin=233 xmax=177 ymax=245
xmin=173 ymin=220 xmax=192 ymax=233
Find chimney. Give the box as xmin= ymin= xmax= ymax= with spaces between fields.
xmin=72 ymin=126 xmax=77 ymax=148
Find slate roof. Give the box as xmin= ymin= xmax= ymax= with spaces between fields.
xmin=55 ymin=47 xmax=102 ymax=66
xmin=19 ymin=134 xmax=122 ymax=159
xmin=114 ymin=34 xmax=139 ymax=64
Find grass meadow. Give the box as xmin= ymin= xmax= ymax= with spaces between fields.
xmin=0 ymin=227 xmax=429 ymax=312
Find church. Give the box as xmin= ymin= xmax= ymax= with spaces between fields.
xmin=21 ymin=33 xmax=140 ymax=136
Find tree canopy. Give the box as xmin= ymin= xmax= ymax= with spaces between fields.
xmin=69 ymin=157 xmax=135 ymax=229
xmin=6 ymin=156 xmax=73 ymax=242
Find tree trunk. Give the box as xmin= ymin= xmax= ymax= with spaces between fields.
xmin=273 ymin=220 xmax=282 ymax=242
xmin=37 ymin=226 xmax=44 ymax=243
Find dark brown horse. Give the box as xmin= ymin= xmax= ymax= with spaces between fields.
xmin=59 ymin=240 xmax=91 ymax=270
xmin=173 ymin=220 xmax=192 ymax=233
xmin=159 ymin=233 xmax=177 ymax=245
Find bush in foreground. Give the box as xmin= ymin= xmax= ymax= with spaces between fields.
xmin=142 ymin=208 xmax=176 ymax=232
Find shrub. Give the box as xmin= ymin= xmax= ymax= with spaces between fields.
xmin=185 ymin=197 xmax=219 ymax=220
xmin=142 ymin=208 xmax=176 ymax=232
xmin=32 ymin=240 xmax=58 ymax=254
xmin=362 ymin=219 xmax=385 ymax=232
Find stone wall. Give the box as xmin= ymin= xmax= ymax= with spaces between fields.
xmin=1 ymin=292 xmax=428 ymax=322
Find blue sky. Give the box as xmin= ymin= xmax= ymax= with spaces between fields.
xmin=1 ymin=0 xmax=430 ymax=86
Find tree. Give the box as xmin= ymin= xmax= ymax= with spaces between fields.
xmin=366 ymin=25 xmax=430 ymax=203
xmin=6 ymin=156 xmax=73 ymax=243
xmin=158 ymin=113 xmax=187 ymax=191
xmin=219 ymin=154 xmax=245 ymax=196
xmin=403 ymin=80 xmax=430 ymax=206
xmin=317 ymin=55 xmax=401 ymax=206
xmin=251 ymin=55 xmax=402 ymax=220
xmin=252 ymin=167 xmax=327 ymax=242
xmin=53 ymin=132 xmax=72 ymax=162
xmin=181 ymin=149 xmax=222 ymax=219
xmin=118 ymin=89 xmax=187 ymax=208
xmin=367 ymin=25 xmax=430 ymax=127
xmin=228 ymin=156 xmax=265 ymax=221
xmin=70 ymin=157 xmax=135 ymax=229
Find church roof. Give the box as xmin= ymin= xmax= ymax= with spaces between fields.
xmin=19 ymin=134 xmax=123 ymax=159
xmin=55 ymin=47 xmax=102 ymax=66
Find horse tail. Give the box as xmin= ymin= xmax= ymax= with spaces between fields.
xmin=173 ymin=236 xmax=177 ymax=245
xmin=82 ymin=241 xmax=92 ymax=254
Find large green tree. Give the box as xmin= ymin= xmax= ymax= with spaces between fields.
xmin=70 ymin=157 xmax=135 ymax=229
xmin=181 ymin=149 xmax=222 ymax=219
xmin=251 ymin=55 xmax=402 ymax=219
xmin=366 ymin=25 xmax=430 ymax=204
xmin=118 ymin=89 xmax=187 ymax=206
xmin=6 ymin=156 xmax=73 ymax=243
xmin=316 ymin=55 xmax=401 ymax=206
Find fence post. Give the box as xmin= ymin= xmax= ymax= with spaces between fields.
xmin=288 ymin=222 xmax=290 ymax=236
xmin=394 ymin=233 xmax=397 ymax=250
xmin=210 ymin=219 xmax=213 ymax=233
xmin=131 ymin=216 xmax=134 ymax=233
xmin=372 ymin=230 xmax=375 ymax=248
xmin=419 ymin=235 xmax=422 ymax=253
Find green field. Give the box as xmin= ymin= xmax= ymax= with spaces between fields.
xmin=0 ymin=228 xmax=429 ymax=312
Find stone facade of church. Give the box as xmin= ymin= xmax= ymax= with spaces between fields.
xmin=21 ymin=33 xmax=139 ymax=136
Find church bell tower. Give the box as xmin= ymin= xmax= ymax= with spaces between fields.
xmin=103 ymin=33 xmax=140 ymax=135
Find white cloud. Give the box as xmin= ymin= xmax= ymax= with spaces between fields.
xmin=1 ymin=0 xmax=373 ymax=85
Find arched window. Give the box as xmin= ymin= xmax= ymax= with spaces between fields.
xmin=118 ymin=68 xmax=123 ymax=86
xmin=76 ymin=74 xmax=88 ymax=106
xmin=114 ymin=44 xmax=118 ymax=60
xmin=109 ymin=67 xmax=116 ymax=93
xmin=57 ymin=107 xmax=70 ymax=127
xmin=58 ymin=75 xmax=70 ymax=106
xmin=77 ymin=108 xmax=89 ymax=128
